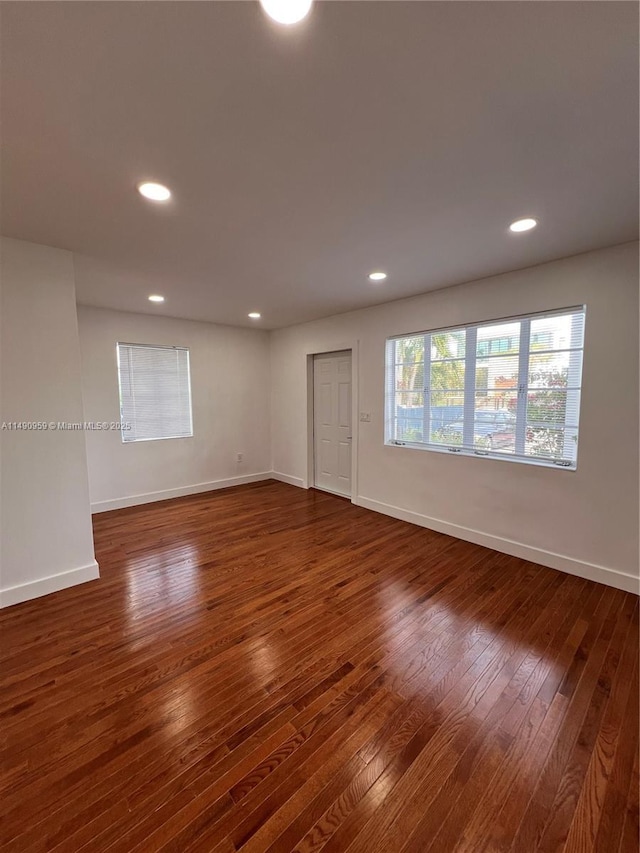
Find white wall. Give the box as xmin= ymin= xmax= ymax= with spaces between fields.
xmin=0 ymin=238 xmax=98 ymax=607
xmin=270 ymin=242 xmax=639 ymax=593
xmin=77 ymin=306 xmax=272 ymax=511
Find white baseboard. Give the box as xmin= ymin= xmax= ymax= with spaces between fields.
xmin=270 ymin=471 xmax=307 ymax=489
xmin=0 ymin=560 xmax=100 ymax=609
xmin=91 ymin=472 xmax=274 ymax=513
xmin=355 ymin=496 xmax=639 ymax=595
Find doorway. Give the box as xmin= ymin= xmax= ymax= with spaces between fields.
xmin=313 ymin=350 xmax=352 ymax=497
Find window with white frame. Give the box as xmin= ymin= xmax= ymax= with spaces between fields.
xmin=385 ymin=307 xmax=585 ymax=468
xmin=117 ymin=343 xmax=193 ymax=442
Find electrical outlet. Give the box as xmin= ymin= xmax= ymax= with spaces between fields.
xmin=359 ymin=412 xmax=371 ymax=422
xmin=236 ymin=452 xmax=243 ymax=463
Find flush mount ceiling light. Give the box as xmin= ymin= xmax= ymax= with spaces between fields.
xmin=259 ymin=0 xmax=313 ymax=25
xmin=148 ymin=294 xmax=165 ymax=303
xmin=248 ymin=312 xmax=261 ymax=319
xmin=368 ymin=271 xmax=388 ymax=282
xmin=509 ymin=217 xmax=537 ymax=233
xmin=137 ymin=182 xmax=171 ymax=202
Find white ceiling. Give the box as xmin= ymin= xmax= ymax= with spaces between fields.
xmin=1 ymin=1 xmax=637 ymax=329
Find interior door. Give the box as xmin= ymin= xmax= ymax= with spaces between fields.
xmin=313 ymin=351 xmax=352 ymax=497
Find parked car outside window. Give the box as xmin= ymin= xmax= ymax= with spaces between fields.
xmin=439 ymin=409 xmax=516 ymax=449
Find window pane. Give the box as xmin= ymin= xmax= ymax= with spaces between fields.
xmin=430 ymin=391 xmax=465 ymax=409
xmin=431 ymin=423 xmax=463 ymax=446
xmin=396 ymin=418 xmax=424 ymax=442
xmin=395 ymin=336 xmax=425 ymax=367
xmin=431 ymin=331 xmax=465 ymax=360
xmin=475 ymin=354 xmax=519 ymax=392
xmin=472 ymin=393 xmax=517 ymax=452
xmin=117 ymin=344 xmax=193 ymax=442
xmin=395 ymin=390 xmax=424 ymax=407
xmin=526 ymin=389 xmax=569 ymax=426
xmin=474 ymin=390 xmax=518 ymax=415
xmin=394 ymin=362 xmax=425 ymax=394
xmin=477 ymin=321 xmax=520 ymax=356
xmin=526 ymin=426 xmax=578 ymax=460
xmin=528 ymin=350 xmax=582 ymax=389
xmin=429 ymin=395 xmax=464 ymax=445
xmin=530 ymin=313 xmax=584 ymax=351
xmin=393 ymin=336 xmax=425 ymax=402
xmin=430 ymin=359 xmax=465 ymax=392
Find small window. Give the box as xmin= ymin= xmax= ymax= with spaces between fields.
xmin=116 ymin=343 xmax=193 ymax=442
xmin=385 ymin=306 xmax=585 ymax=469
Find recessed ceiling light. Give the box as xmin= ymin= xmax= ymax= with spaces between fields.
xmin=148 ymin=294 xmax=165 ymax=303
xmin=137 ymin=182 xmax=171 ymax=202
xmin=509 ymin=218 xmax=537 ymax=233
xmin=248 ymin=312 xmax=261 ymax=319
xmin=368 ymin=271 xmax=388 ymax=282
xmin=259 ymin=0 xmax=313 ymax=25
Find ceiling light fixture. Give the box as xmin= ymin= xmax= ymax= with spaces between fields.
xmin=368 ymin=271 xmax=388 ymax=282
xmin=148 ymin=294 xmax=165 ymax=303
xmin=259 ymin=0 xmax=313 ymax=25
xmin=248 ymin=312 xmax=261 ymax=319
xmin=137 ymin=182 xmax=171 ymax=202
xmin=509 ymin=217 xmax=537 ymax=233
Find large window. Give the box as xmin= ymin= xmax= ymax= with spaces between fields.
xmin=385 ymin=307 xmax=585 ymax=468
xmin=117 ymin=343 xmax=193 ymax=442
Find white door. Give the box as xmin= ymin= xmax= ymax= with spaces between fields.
xmin=313 ymin=351 xmax=352 ymax=497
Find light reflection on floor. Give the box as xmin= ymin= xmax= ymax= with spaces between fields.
xmin=374 ymin=575 xmax=561 ymax=741
xmin=124 ymin=543 xmax=202 ymax=611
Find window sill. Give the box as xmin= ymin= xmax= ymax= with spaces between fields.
xmin=122 ymin=433 xmax=194 ymax=444
xmin=385 ymin=440 xmax=577 ymax=471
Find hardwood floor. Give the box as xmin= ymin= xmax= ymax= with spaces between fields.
xmin=1 ymin=480 xmax=638 ymax=853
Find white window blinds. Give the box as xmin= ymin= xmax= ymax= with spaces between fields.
xmin=117 ymin=343 xmax=193 ymax=443
xmin=385 ymin=307 xmax=585 ymax=468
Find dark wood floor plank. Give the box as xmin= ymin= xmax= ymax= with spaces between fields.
xmin=221 ymin=560 xmax=523 ymax=853
xmin=561 ymin=606 xmax=639 ymax=853
xmin=324 ymin=572 xmax=571 ymax=853
xmin=2 ymin=532 xmax=458 ymax=812
xmin=616 ymin=746 xmax=639 ymax=853
xmin=228 ymin=560 xmax=552 ymax=852
xmin=431 ymin=576 xmax=596 ymax=853
xmin=125 ymin=687 xmax=401 ymax=853
xmin=0 ymin=480 xmax=636 ymax=853
xmin=399 ymin=573 xmax=593 ymax=853
xmin=288 ymin=569 xmax=558 ymax=853
xmin=506 ymin=588 xmax=633 ymax=852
